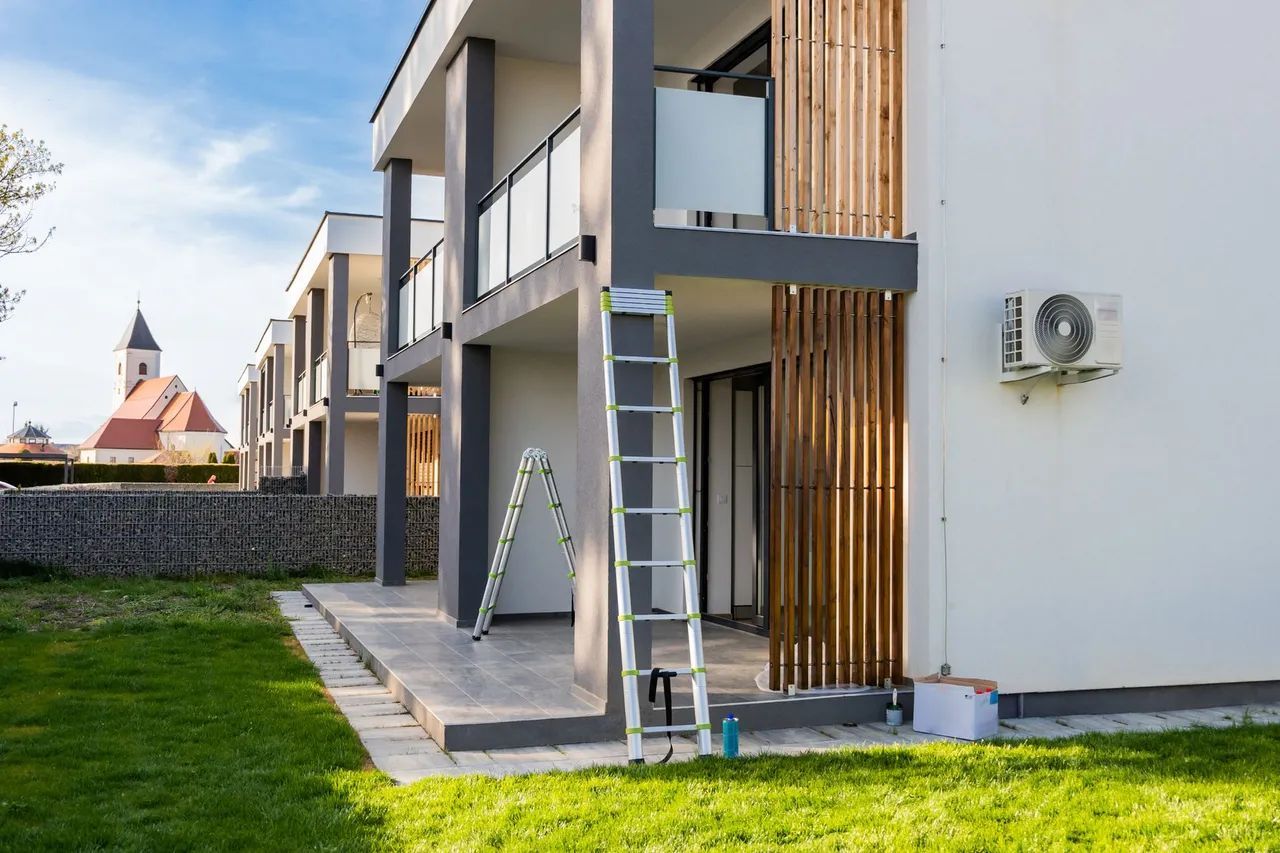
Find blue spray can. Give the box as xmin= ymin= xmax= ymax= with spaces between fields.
xmin=722 ymin=714 xmax=739 ymax=758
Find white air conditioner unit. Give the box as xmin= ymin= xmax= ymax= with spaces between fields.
xmin=1001 ymin=290 xmax=1122 ymax=382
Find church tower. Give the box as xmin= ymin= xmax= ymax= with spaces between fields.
xmin=112 ymin=305 xmax=162 ymax=409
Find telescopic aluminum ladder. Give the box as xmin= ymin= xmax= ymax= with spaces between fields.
xmin=472 ymin=448 xmax=576 ymax=640
xmin=600 ymin=286 xmax=712 ymax=763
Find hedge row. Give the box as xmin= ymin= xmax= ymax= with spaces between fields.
xmin=0 ymin=462 xmax=240 ymax=488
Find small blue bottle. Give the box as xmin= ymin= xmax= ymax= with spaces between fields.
xmin=722 ymin=714 xmax=740 ymax=758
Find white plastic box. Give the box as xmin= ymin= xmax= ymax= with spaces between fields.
xmin=912 ymin=675 xmax=1000 ymax=741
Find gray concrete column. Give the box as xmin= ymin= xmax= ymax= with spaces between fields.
xmin=292 ymin=315 xmax=306 ymax=415
xmin=247 ymin=382 xmax=260 ymax=488
xmin=324 ymin=254 xmax=349 ymax=494
xmin=574 ymin=0 xmax=658 ymax=709
xmin=291 ymin=427 xmax=304 ymax=469
xmin=376 ymin=158 xmax=413 ymax=586
xmin=271 ymin=344 xmax=287 ymax=453
xmin=436 ymin=37 xmax=496 ymax=623
xmin=306 ymin=421 xmax=323 ymax=494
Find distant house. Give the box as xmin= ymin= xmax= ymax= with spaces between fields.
xmin=0 ymin=422 xmax=68 ymax=461
xmin=80 ymin=308 xmax=228 ymax=464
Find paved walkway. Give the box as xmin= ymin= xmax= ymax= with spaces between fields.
xmin=274 ymin=591 xmax=1280 ymax=784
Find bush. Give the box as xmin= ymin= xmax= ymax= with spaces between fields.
xmin=0 ymin=462 xmax=66 ymax=488
xmin=72 ymin=463 xmax=239 ymax=484
xmin=207 ymin=452 xmax=218 ymax=463
xmin=221 ymin=450 xmax=237 ymax=465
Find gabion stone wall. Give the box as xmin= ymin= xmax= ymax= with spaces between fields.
xmin=0 ymin=492 xmax=438 ymax=578
xmin=259 ymin=475 xmax=307 ymax=495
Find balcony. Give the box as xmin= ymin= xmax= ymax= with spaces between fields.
xmin=477 ymin=108 xmax=581 ymax=298
xmin=295 ymin=373 xmax=306 ymax=414
xmin=397 ymin=239 xmax=443 ymax=349
xmin=653 ymin=65 xmax=773 ymax=231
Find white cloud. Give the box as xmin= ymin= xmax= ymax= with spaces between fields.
xmin=0 ymin=58 xmax=359 ymax=443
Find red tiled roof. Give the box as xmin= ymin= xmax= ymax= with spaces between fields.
xmin=158 ymin=391 xmax=226 ymax=434
xmin=0 ymin=442 xmax=67 ymax=460
xmin=80 ymin=418 xmax=164 ymax=451
xmin=114 ymin=376 xmax=181 ymax=419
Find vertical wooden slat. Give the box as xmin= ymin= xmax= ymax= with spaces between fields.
xmin=768 ymin=286 xmax=784 ymax=690
xmin=783 ymin=287 xmax=800 ymax=690
xmin=878 ymin=294 xmax=893 ymax=684
xmin=839 ymin=290 xmax=855 ymax=683
xmin=772 ymin=0 xmax=784 ymax=230
xmin=824 ymin=288 xmax=840 ymax=684
xmin=851 ymin=291 xmax=868 ymax=684
xmin=837 ymin=0 xmax=852 ymax=235
xmin=867 ymin=292 xmax=883 ymax=684
xmin=890 ymin=0 xmax=903 ymax=236
xmin=890 ymin=296 xmax=906 ymax=682
xmin=811 ymin=290 xmax=827 ymax=684
xmin=796 ymin=0 xmax=810 ymax=234
xmin=878 ymin=0 xmax=893 ymax=237
xmin=853 ymin=0 xmax=868 ymax=236
xmin=795 ymin=287 xmax=812 ymax=689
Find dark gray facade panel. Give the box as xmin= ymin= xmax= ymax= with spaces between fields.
xmin=454 ymin=251 xmax=585 ymax=344
xmin=435 ymin=37 xmax=497 ymax=622
xmin=306 ymin=421 xmax=323 ymax=494
xmin=383 ymin=330 xmax=442 ymax=383
xmin=652 ymin=226 xmax=919 ymax=291
xmin=325 ymin=254 xmax=350 ymax=494
xmin=573 ymin=0 xmax=657 ymax=711
xmin=376 ymin=159 xmax=413 ymax=586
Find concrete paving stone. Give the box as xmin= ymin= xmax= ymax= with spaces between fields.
xmin=317 ymin=666 xmax=374 ymax=678
xmin=555 ymin=741 xmax=632 ymax=760
xmin=1052 ymin=715 xmax=1126 ymax=733
xmin=352 ymin=713 xmax=422 ymax=731
xmin=375 ymin=752 xmax=460 ymax=772
xmin=359 ymin=727 xmax=434 ymax=744
xmin=323 ymin=679 xmax=382 ymax=690
xmin=448 ymin=750 xmax=506 ymax=767
xmin=342 ymin=702 xmax=410 ymax=719
xmin=327 ymin=685 xmax=392 ymax=698
xmin=367 ymin=741 xmax=448 ymax=760
xmin=749 ymin=727 xmax=834 ymax=747
xmin=337 ymin=693 xmax=403 ymax=708
xmin=484 ymin=745 xmax=567 ymax=763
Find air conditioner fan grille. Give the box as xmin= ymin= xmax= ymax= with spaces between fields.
xmin=1034 ymin=294 xmax=1093 ymax=364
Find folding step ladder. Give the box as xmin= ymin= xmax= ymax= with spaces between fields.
xmin=600 ymin=286 xmax=712 ymax=763
xmin=472 ymin=448 xmax=576 ymax=640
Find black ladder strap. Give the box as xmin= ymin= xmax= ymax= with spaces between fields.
xmin=648 ymin=667 xmax=676 ymax=764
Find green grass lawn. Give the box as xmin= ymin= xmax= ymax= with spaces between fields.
xmin=1 ymin=575 xmax=1278 ymax=850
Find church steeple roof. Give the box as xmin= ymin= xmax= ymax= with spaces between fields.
xmin=114 ymin=307 xmax=161 ymax=352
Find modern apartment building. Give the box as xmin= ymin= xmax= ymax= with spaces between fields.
xmin=298 ymin=0 xmax=1279 ymax=749
xmin=236 ymin=212 xmax=444 ymax=494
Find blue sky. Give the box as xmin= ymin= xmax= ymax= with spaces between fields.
xmin=0 ymin=0 xmax=441 ymax=442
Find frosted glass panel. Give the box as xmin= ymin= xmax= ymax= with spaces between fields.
xmin=478 ymin=191 xmax=508 ymax=294
xmin=508 ymin=152 xmax=548 ymax=276
xmin=654 ymin=87 xmax=766 ymax=217
xmin=397 ymin=281 xmax=412 ymax=348
xmin=348 ymin=345 xmax=379 ymax=392
xmin=548 ymin=120 xmax=581 ymax=250
xmin=413 ymin=264 xmax=433 ymax=336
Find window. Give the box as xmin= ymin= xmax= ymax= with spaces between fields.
xmin=117 ymin=364 xmax=122 ymax=375
xmin=109 ymin=456 xmax=117 ymax=463
xmin=138 ymin=363 xmax=148 ymax=376
xmin=128 ymin=456 xmax=135 ymax=463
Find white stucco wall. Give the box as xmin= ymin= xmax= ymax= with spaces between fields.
xmin=344 ymin=419 xmax=379 ymax=495
xmin=906 ymin=1 xmax=1280 ymax=694
xmin=487 ymin=347 xmax=578 ymax=615
xmin=492 ymin=57 xmax=580 ymax=180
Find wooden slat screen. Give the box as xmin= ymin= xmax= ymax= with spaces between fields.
xmin=772 ymin=0 xmax=903 ymax=237
xmin=406 ymin=386 xmax=441 ymax=497
xmin=769 ymin=285 xmax=904 ymax=690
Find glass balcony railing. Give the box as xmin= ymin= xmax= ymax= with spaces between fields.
xmin=397 ymin=238 xmax=443 ymax=349
xmin=294 ymin=373 xmax=305 ymax=414
xmin=348 ymin=343 xmax=379 ymax=394
xmin=477 ymin=108 xmax=581 ymax=297
xmin=311 ymin=354 xmax=329 ymax=404
xmin=653 ymin=65 xmax=774 ymax=231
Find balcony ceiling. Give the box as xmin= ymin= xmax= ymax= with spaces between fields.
xmin=373 ymin=0 xmax=766 ymax=174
